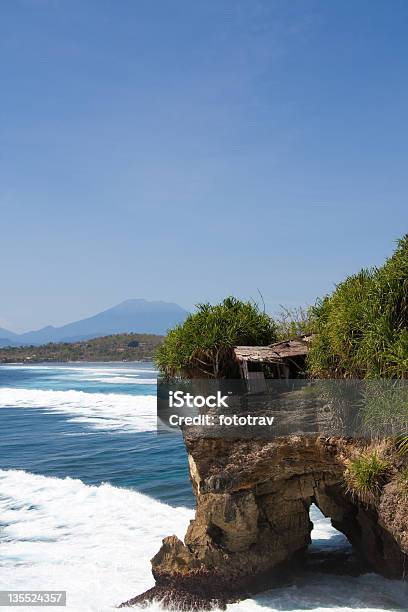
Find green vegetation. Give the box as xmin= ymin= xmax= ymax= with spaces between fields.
xmin=275 ymin=305 xmax=314 ymax=340
xmin=0 ymin=333 xmax=163 ymax=363
xmin=156 ymin=297 xmax=277 ymax=379
xmin=345 ymin=448 xmax=390 ymax=501
xmin=396 ymin=435 xmax=408 ymax=456
xmin=361 ymin=381 xmax=408 ymax=435
xmin=305 ymin=236 xmax=408 ymax=435
xmin=307 ymin=235 xmax=408 ymax=379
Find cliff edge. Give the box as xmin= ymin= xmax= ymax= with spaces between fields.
xmin=121 ymin=429 xmax=408 ymax=609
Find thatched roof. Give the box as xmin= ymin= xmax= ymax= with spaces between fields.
xmin=234 ymin=335 xmax=313 ymax=364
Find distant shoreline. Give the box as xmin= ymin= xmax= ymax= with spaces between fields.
xmin=0 ymin=359 xmax=156 ymax=365
xmin=0 ymin=333 xmax=163 ymax=365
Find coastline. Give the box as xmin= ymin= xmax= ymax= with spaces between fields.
xmin=0 ymin=359 xmax=155 ymax=365
xmin=0 ymin=333 xmax=162 ymax=364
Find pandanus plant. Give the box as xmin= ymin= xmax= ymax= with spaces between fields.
xmin=396 ymin=435 xmax=408 ymax=455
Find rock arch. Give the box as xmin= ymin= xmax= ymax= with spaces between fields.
xmin=123 ymin=435 xmax=408 ymax=609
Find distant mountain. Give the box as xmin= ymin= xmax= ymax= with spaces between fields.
xmin=0 ymin=328 xmax=21 ymax=347
xmin=0 ymin=299 xmax=188 ymax=346
xmin=0 ymin=337 xmax=22 ymax=348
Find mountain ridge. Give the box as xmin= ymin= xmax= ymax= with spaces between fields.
xmin=0 ymin=299 xmax=188 ymax=347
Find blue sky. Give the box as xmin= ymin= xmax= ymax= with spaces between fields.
xmin=1 ymin=0 xmax=407 ymax=332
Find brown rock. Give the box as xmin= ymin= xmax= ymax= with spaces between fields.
xmin=124 ymin=433 xmax=408 ymax=609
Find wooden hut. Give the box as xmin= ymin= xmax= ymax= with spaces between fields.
xmin=234 ymin=335 xmax=313 ymax=385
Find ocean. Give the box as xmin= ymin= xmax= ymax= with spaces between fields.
xmin=0 ymin=363 xmax=407 ymax=612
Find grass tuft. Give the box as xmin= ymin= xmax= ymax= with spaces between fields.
xmin=345 ymin=449 xmax=390 ymax=502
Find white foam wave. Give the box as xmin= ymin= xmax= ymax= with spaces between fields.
xmin=0 ymin=365 xmax=157 ymax=375
xmin=229 ymin=508 xmax=408 ymax=611
xmin=0 ymin=469 xmax=192 ymax=612
xmin=0 ymin=388 xmax=156 ymax=432
xmin=230 ymin=573 xmax=408 ymax=612
xmin=309 ymin=505 xmax=351 ymax=552
xmin=84 ymin=376 xmax=157 ymax=385
xmin=0 ymin=472 xmax=406 ymax=612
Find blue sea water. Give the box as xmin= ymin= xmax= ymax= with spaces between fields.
xmin=0 ymin=363 xmax=407 ymax=612
xmin=0 ymin=363 xmax=192 ymax=505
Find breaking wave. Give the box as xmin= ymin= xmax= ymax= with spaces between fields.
xmin=0 ymin=387 xmax=156 ymax=432
xmin=0 ymin=470 xmax=406 ymax=612
xmin=0 ymin=469 xmax=192 ymax=612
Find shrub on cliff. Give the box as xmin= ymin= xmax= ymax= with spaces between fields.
xmin=307 ymin=235 xmax=408 ymax=379
xmin=345 ymin=447 xmax=390 ymax=502
xmin=156 ymin=297 xmax=277 ymax=379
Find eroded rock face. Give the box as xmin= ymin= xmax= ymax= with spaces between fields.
xmin=123 ymin=434 xmax=408 ymax=609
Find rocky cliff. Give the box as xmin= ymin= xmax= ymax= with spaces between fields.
xmin=122 ymin=427 xmax=408 ymax=609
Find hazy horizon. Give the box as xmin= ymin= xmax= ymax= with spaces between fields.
xmin=1 ymin=1 xmax=407 ymax=331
